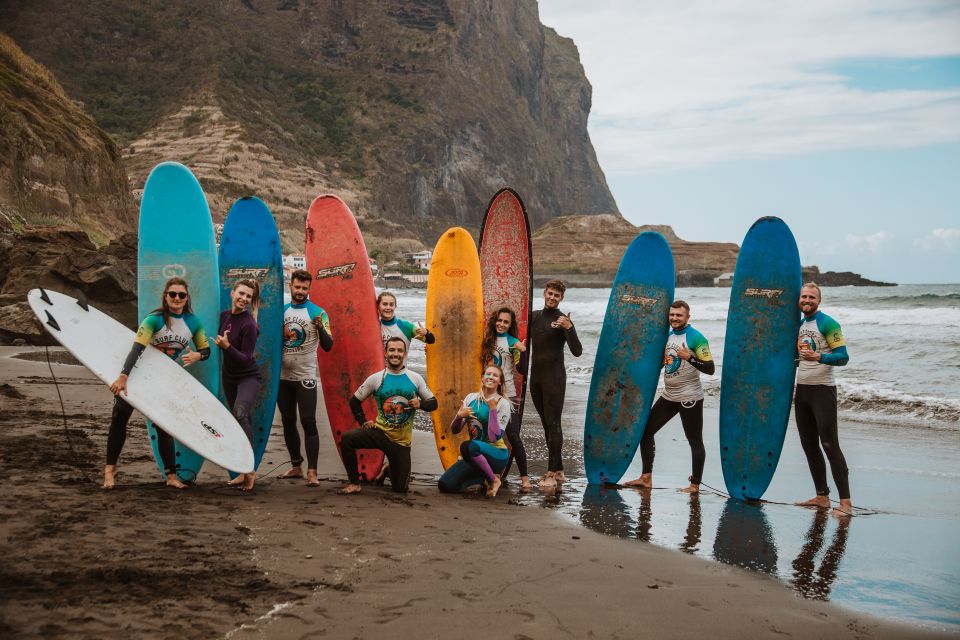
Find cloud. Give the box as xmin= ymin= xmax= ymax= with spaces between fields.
xmin=914 ymin=227 xmax=960 ymax=249
xmin=538 ymin=0 xmax=960 ymax=173
xmin=843 ymin=231 xmax=896 ymax=253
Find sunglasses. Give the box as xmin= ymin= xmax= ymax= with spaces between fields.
xmin=165 ymin=291 xmax=188 ymax=300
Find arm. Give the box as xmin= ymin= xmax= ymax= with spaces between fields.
xmin=419 ymin=396 xmax=438 ymax=412
xmin=565 ymin=324 xmax=583 ymax=358
xmin=223 ymin=322 xmax=258 ymax=369
xmin=818 ymin=345 xmax=849 ymax=366
xmin=486 ymin=406 xmax=502 ymax=442
xmin=349 ymin=395 xmax=368 ymax=427
xmin=451 ymin=414 xmax=466 ymax=434
xmin=422 ymin=329 xmax=436 ymax=345
xmin=688 ymin=357 xmax=715 ymax=375
xmin=313 ymin=310 xmax=333 ymax=352
xmin=317 ymin=324 xmax=333 ymax=352
xmin=120 ymin=342 xmax=146 ymax=376
xmin=517 ymin=346 xmax=529 ymax=377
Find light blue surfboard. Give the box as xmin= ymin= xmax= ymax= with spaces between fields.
xmin=138 ymin=161 xmax=221 ymax=481
xmin=218 ymin=196 xmax=283 ymax=473
xmin=719 ymin=216 xmax=801 ymax=501
xmin=584 ymin=231 xmax=674 ymax=485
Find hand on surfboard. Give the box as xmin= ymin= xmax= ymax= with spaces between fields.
xmin=109 ymin=374 xmax=128 ymax=396
xmin=180 ymin=347 xmax=202 ymax=367
xmin=213 ymin=329 xmax=231 ymax=350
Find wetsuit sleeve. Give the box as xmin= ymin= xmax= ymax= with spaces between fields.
xmin=133 ymin=314 xmax=161 ymax=347
xmin=565 ymin=322 xmax=583 ymax=357
xmin=487 ymin=406 xmax=502 ymax=442
xmin=687 ymin=329 xmax=715 ymax=375
xmin=487 ymin=397 xmax=510 ymax=442
xmin=817 ymin=315 xmax=849 ymax=366
xmin=120 ymin=343 xmax=146 ymax=376
xmin=353 ymin=372 xmax=379 ymax=402
xmin=348 ymin=396 xmax=368 ymax=426
xmin=819 ymin=345 xmax=849 ymax=366
xmin=423 ymin=329 xmax=436 ymax=344
xmin=223 ymin=320 xmax=258 ymax=369
xmin=451 ymin=414 xmax=466 ymax=434
xmin=187 ymin=316 xmax=210 ymax=360
xmin=420 ymin=396 xmax=439 ymax=412
xmin=517 ymin=345 xmax=529 ymax=376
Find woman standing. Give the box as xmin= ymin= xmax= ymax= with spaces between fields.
xmin=377 ymin=291 xmax=435 ymax=357
xmin=105 ymin=277 xmax=209 ymax=489
xmin=481 ymin=307 xmax=531 ymax=491
xmin=215 ymin=278 xmax=261 ymax=492
xmin=438 ymin=365 xmax=512 ymax=497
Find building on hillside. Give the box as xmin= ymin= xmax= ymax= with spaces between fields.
xmin=283 ymin=255 xmax=307 ymax=271
xmin=404 ymin=250 xmax=432 ymax=270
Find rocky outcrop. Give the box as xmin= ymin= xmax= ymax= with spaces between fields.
xmin=0 ymin=34 xmax=135 ymax=245
xmin=802 ymin=266 xmax=895 ymax=287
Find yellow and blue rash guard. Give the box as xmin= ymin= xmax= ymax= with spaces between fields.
xmin=662 ymin=325 xmax=713 ymax=402
xmin=134 ymin=311 xmax=208 ymax=359
xmin=353 ymin=367 xmax=433 ymax=447
xmin=281 ymin=301 xmax=331 ymax=381
xmin=797 ymin=311 xmax=849 ymax=386
xmin=460 ymin=392 xmax=511 ymax=449
xmin=491 ymin=333 xmax=523 ymax=399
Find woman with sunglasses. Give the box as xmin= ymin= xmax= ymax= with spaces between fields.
xmin=105 ymin=277 xmax=210 ymax=489
xmin=437 ymin=365 xmax=512 ymax=497
xmin=215 ymin=278 xmax=262 ymax=492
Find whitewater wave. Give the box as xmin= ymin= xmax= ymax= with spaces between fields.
xmin=838 ymin=381 xmax=960 ymax=425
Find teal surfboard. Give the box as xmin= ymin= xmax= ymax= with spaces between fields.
xmin=218 ymin=196 xmax=283 ymax=473
xmin=719 ymin=216 xmax=801 ymax=501
xmin=138 ymin=162 xmax=221 ymax=481
xmin=584 ymin=231 xmax=674 ymax=485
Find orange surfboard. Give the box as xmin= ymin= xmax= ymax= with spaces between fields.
xmin=426 ymin=227 xmax=484 ymax=469
xmin=305 ymin=195 xmax=384 ymax=481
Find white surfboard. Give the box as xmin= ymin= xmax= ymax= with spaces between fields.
xmin=27 ymin=288 xmax=254 ymax=474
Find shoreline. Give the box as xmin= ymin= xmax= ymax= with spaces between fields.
xmin=0 ymin=347 xmax=950 ymax=639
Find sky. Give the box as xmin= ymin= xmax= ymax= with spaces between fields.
xmin=538 ymin=0 xmax=960 ymax=283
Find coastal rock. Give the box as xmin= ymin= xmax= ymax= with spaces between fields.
xmin=802 ymin=266 xmax=895 ymax=287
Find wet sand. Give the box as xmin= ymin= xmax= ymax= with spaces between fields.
xmin=0 ymin=347 xmax=948 ymax=639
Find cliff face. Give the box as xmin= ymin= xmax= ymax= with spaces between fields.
xmin=2 ymin=0 xmax=616 ymax=249
xmin=0 ymin=34 xmax=135 ymax=245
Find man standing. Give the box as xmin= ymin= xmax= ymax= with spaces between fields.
xmin=339 ymin=337 xmax=438 ymax=494
xmin=277 ymin=269 xmax=333 ymax=486
xmin=529 ymin=279 xmax=582 ymax=489
xmin=624 ymin=300 xmax=714 ymax=493
xmin=795 ymin=283 xmax=852 ymax=516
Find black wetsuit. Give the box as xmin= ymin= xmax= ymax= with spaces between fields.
xmin=529 ymin=307 xmax=583 ymax=472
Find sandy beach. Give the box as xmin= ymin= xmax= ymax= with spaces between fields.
xmin=0 ymin=346 xmax=949 ymax=640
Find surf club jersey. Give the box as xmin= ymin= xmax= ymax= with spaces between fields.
xmin=661 ymin=325 xmax=712 ymax=402
xmin=134 ymin=311 xmax=208 ymax=360
xmin=354 ymin=368 xmax=433 ymax=447
xmin=380 ymin=317 xmax=424 ymax=362
xmin=797 ymin=311 xmax=847 ymax=386
xmin=489 ymin=333 xmax=523 ymax=399
xmin=461 ymin=392 xmax=511 ymax=449
xmin=281 ymin=301 xmax=331 ymax=381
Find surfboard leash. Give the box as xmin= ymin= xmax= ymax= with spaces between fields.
xmin=43 ymin=339 xmax=96 ymax=486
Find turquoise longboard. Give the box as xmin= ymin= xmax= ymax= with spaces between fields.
xmin=218 ymin=196 xmax=283 ymax=473
xmin=583 ymin=232 xmax=674 ymax=485
xmin=719 ymin=216 xmax=801 ymax=501
xmin=138 ymin=162 xmax=221 ymax=481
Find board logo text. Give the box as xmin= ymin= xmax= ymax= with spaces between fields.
xmin=225 ymin=267 xmax=269 ymax=281
xmin=620 ymin=293 xmax=657 ymax=309
xmin=201 ymin=421 xmax=223 ymax=438
xmin=315 ymin=263 xmax=356 ymax=280
xmin=161 ymin=264 xmax=187 ymax=278
xmin=445 ymin=268 xmax=469 ymax=278
xmin=744 ymin=288 xmax=784 ymax=301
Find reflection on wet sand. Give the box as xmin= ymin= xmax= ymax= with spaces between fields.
xmin=791 ymin=509 xmax=851 ymax=600
xmin=713 ymin=499 xmax=778 ymax=575
xmin=580 ymin=484 xmax=634 ymax=539
xmin=679 ymin=493 xmax=702 ymax=555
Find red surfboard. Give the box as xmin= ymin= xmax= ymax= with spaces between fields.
xmin=478 ymin=188 xmax=533 ymax=406
xmin=305 ymin=195 xmax=384 ymax=481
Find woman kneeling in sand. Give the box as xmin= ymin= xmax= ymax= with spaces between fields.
xmin=438 ymin=365 xmax=512 ymax=497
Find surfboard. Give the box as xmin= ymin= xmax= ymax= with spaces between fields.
xmin=478 ymin=188 xmax=532 ymax=404
xmin=305 ymin=195 xmax=384 ymax=481
xmin=426 ymin=227 xmax=484 ymax=469
xmin=27 ymin=289 xmax=253 ymax=473
xmin=583 ymin=231 xmax=674 ymax=485
xmin=138 ymin=161 xmax=221 ymax=481
xmin=218 ymin=196 xmax=283 ymax=473
xmin=719 ymin=216 xmax=801 ymax=501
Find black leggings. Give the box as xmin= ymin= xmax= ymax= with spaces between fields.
xmin=639 ymin=397 xmax=705 ymax=484
xmin=277 ymin=379 xmax=320 ymax=469
xmin=340 ymin=428 xmax=411 ymax=493
xmin=795 ymin=384 xmax=850 ymax=500
xmin=223 ymin=376 xmax=260 ymax=446
xmin=106 ymin=396 xmax=176 ymax=475
xmin=502 ymin=397 xmax=528 ymax=477
xmin=530 ymin=377 xmax=564 ymax=472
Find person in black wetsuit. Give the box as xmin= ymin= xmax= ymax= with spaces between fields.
xmin=528 ymin=279 xmax=582 ymax=490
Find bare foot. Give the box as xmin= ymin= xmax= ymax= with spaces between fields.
xmin=227 ymin=475 xmax=245 ymax=487
xmin=241 ymin=473 xmax=256 ymax=492
xmin=796 ymin=495 xmax=830 ymax=509
xmin=554 ymin=470 xmax=566 ymax=486
xmin=306 ymin=469 xmax=320 ymax=487
xmin=486 ymin=476 xmax=502 ymax=498
xmin=338 ymin=483 xmax=362 ymax=495
xmin=679 ymin=483 xmax=700 ymax=494
xmin=102 ymin=465 xmax=117 ymax=490
xmin=832 ymin=498 xmax=853 ymax=518
xmin=374 ymin=461 xmax=390 ymax=485
xmin=278 ymin=466 xmax=303 ymax=479
xmin=623 ymin=473 xmax=653 ymax=488
xmin=520 ymin=476 xmax=533 ymax=493
xmin=538 ymin=472 xmax=556 ymax=489
xmin=166 ymin=473 xmax=189 ymax=490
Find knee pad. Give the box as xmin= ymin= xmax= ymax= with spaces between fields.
xmin=233 ymin=404 xmax=251 ymax=422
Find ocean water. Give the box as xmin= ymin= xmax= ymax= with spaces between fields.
xmin=387 ymin=284 xmax=960 ymax=630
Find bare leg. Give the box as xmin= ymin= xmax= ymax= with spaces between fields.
xmin=279 ymin=465 xmax=303 ymax=479
xmin=623 ymin=473 xmax=653 ymax=488
xmin=102 ymin=464 xmax=118 ymax=490
xmin=797 ymin=495 xmax=831 ymax=508
xmin=166 ymin=473 xmax=188 ymax=490
xmin=339 ymin=483 xmax=362 ymax=495
xmin=306 ymin=469 xmax=320 ymax=487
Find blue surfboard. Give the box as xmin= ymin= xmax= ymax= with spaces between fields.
xmin=719 ymin=216 xmax=801 ymax=501
xmin=138 ymin=162 xmax=221 ymax=481
xmin=584 ymin=231 xmax=674 ymax=485
xmin=218 ymin=196 xmax=283 ymax=472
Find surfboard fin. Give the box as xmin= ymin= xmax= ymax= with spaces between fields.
xmin=38 ymin=288 xmax=51 ymax=305
xmin=75 ymin=291 xmax=89 ymax=311
xmin=44 ymin=311 xmax=61 ymax=332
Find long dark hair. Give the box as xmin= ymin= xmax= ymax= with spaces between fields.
xmin=481 ymin=306 xmax=518 ymax=365
xmin=151 ymin=277 xmax=193 ymax=329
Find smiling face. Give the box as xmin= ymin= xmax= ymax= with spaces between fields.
xmin=799 ymin=286 xmax=821 ymax=316
xmin=378 ymin=294 xmax=397 ymax=321
xmin=481 ymin=366 xmax=502 ymax=393
xmin=232 ymin=284 xmax=254 ymax=312
xmin=165 ymin=284 xmax=188 ymax=314
xmin=290 ymin=278 xmax=310 ymax=304
xmin=385 ymin=338 xmax=406 ymax=369
xmin=495 ymin=311 xmax=512 ymax=334
xmin=668 ymin=305 xmax=689 ymax=330
xmin=543 ymin=287 xmax=564 ymax=310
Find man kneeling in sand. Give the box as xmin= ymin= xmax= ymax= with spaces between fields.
xmin=339 ymin=337 xmax=438 ymax=494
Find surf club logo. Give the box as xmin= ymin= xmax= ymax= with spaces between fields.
xmin=283 ymin=319 xmax=309 ymax=350
xmin=798 ymin=331 xmax=819 ymax=353
xmin=467 ymin=417 xmax=484 ymax=441
xmin=141 ymin=264 xmax=186 ymax=281
xmin=744 ymin=288 xmax=784 ymax=302
xmin=445 ymin=268 xmax=469 ymax=278
xmin=225 ymin=267 xmax=269 ymax=281
xmin=315 ymin=263 xmax=356 ymax=280
xmin=381 ymin=394 xmax=413 ymax=425
xmin=664 ymin=345 xmax=683 ymax=375
xmin=201 ymin=421 xmax=222 ymax=438
xmin=620 ymin=293 xmax=657 ymax=310
xmin=162 ymin=264 xmax=187 ymax=278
